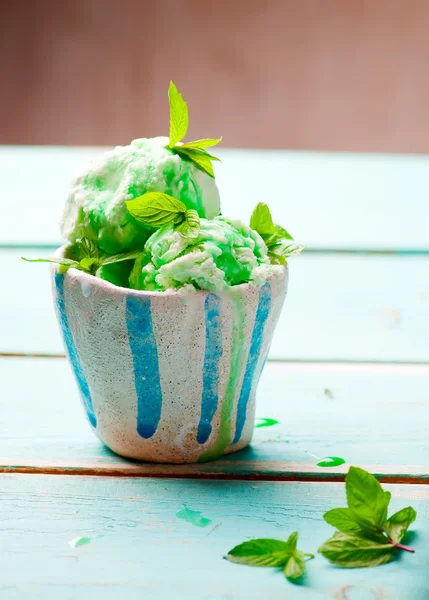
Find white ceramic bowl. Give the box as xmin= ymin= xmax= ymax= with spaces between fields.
xmin=52 ymin=248 xmax=288 ymax=463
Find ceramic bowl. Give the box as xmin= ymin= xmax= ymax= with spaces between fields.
xmin=52 ymin=247 xmax=288 ymax=463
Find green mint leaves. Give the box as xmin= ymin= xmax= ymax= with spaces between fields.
xmin=22 ymin=238 xmax=141 ymax=277
xmin=318 ymin=466 xmax=417 ymax=568
xmin=225 ymin=532 xmax=314 ymax=582
xmin=168 ymin=81 xmax=189 ymax=148
xmin=249 ymin=202 xmax=304 ymax=265
xmin=126 ymin=192 xmax=200 ymax=238
xmin=167 ymin=81 xmax=222 ymax=178
xmin=226 ymin=467 xmax=417 ymax=586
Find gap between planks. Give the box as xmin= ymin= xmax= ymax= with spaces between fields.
xmin=0 ymin=465 xmax=427 ymax=484
xmin=2 ymin=353 xmax=429 ymax=370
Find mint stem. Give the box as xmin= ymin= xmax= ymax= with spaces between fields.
xmin=389 ymin=540 xmax=415 ymax=553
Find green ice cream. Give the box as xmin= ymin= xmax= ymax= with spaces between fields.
xmin=60 ymin=137 xmax=220 ymax=255
xmin=129 ymin=216 xmax=275 ymax=292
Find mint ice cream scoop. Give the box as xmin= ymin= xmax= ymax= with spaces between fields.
xmin=129 ymin=216 xmax=278 ymax=292
xmin=60 ymin=136 xmax=220 ymax=255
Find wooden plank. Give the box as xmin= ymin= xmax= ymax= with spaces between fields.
xmin=0 ymin=474 xmax=427 ymax=599
xmin=5 ymin=249 xmax=429 ymax=362
xmin=2 ymin=146 xmax=429 ymax=250
xmin=1 ymin=359 xmax=428 ymax=481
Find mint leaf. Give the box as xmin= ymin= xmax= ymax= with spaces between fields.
xmin=180 ymin=137 xmax=222 ymax=150
xmin=283 ymin=551 xmax=306 ymax=580
xmin=100 ymin=251 xmax=142 ymax=266
xmin=176 ymin=209 xmax=200 ymax=239
xmin=225 ymin=533 xmax=313 ymax=584
xmin=250 ymin=203 xmax=276 ymax=236
xmin=126 ymin=192 xmax=186 ymax=227
xmin=249 ymin=202 xmax=300 ymax=264
xmin=22 ymin=257 xmax=78 ymax=268
xmin=79 ymin=257 xmax=100 ymax=274
xmin=284 ymin=531 xmax=298 ymax=552
xmin=168 ymin=81 xmax=188 ymax=147
xmin=320 ymin=467 xmax=417 ymax=568
xmin=346 ymin=467 xmax=390 ymax=531
xmin=274 ymin=224 xmax=293 ymax=241
xmin=225 ymin=539 xmax=292 ymax=567
xmin=384 ymin=507 xmax=417 ymax=544
xmin=79 ymin=237 xmax=98 ymax=259
xmin=323 ymin=508 xmax=364 ymax=535
xmin=268 ymin=243 xmax=304 ymax=264
xmin=319 ymin=532 xmax=393 ymax=568
xmin=174 ymin=147 xmax=217 ymax=178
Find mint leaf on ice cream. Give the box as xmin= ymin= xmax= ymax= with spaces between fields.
xmin=180 ymin=137 xmax=222 ymax=150
xmin=168 ymin=81 xmax=189 ymax=148
xmin=126 ymin=192 xmax=187 ymax=227
xmin=167 ymin=81 xmax=222 ymax=178
xmin=249 ymin=202 xmax=303 ymax=265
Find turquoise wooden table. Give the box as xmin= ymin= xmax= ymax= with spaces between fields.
xmin=1 ymin=147 xmax=428 ymax=599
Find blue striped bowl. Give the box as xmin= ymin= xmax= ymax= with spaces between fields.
xmin=52 ymin=249 xmax=288 ymax=463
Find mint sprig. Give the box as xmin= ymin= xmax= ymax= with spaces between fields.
xmin=318 ymin=466 xmax=417 ymax=568
xmin=166 ymin=81 xmax=221 ymax=178
xmin=22 ymin=238 xmax=141 ymax=276
xmin=126 ymin=192 xmax=200 ymax=238
xmin=225 ymin=532 xmax=314 ymax=582
xmin=249 ymin=202 xmax=304 ymax=265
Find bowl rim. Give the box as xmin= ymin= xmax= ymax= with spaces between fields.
xmin=54 ymin=245 xmax=288 ymax=298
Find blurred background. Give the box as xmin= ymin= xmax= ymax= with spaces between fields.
xmin=2 ymin=0 xmax=429 ymax=151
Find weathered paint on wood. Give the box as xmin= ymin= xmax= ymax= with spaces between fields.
xmin=0 ymin=474 xmax=427 ymax=599
xmin=2 ymin=147 xmax=429 ymax=250
xmin=5 ymin=249 xmax=429 ymax=362
xmin=1 ymin=359 xmax=428 ymax=480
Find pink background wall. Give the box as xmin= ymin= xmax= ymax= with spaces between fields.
xmin=2 ymin=0 xmax=429 ymax=151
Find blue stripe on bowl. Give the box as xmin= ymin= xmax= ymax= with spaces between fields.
xmin=233 ymin=282 xmax=272 ymax=444
xmin=197 ymin=293 xmax=223 ymax=444
xmin=126 ymin=295 xmax=163 ymax=439
xmin=54 ymin=272 xmax=97 ymax=428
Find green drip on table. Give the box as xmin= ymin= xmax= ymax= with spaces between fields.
xmin=316 ymin=456 xmax=346 ymax=467
xmin=199 ymin=293 xmax=246 ymax=462
xmin=69 ymin=536 xmax=92 ymax=548
xmin=176 ymin=504 xmax=212 ymax=528
xmin=255 ymin=417 xmax=279 ymax=428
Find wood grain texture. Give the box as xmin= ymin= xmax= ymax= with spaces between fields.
xmin=0 ymin=474 xmax=427 ymax=599
xmin=1 ymin=359 xmax=428 ymax=480
xmin=2 ymin=147 xmax=429 ymax=249
xmin=7 ymin=249 xmax=429 ymax=362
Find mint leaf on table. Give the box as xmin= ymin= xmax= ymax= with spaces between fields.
xmin=319 ymin=532 xmax=394 ymax=568
xmin=384 ymin=507 xmax=417 ymax=544
xmin=249 ymin=202 xmax=303 ymax=265
xmin=323 ymin=508 xmax=364 ymax=535
xmin=345 ymin=465 xmax=391 ymax=531
xmin=283 ymin=551 xmax=307 ymax=579
xmin=225 ymin=532 xmax=314 ymax=582
xmin=319 ymin=466 xmax=417 ymax=568
xmin=166 ymin=81 xmax=222 ymax=177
